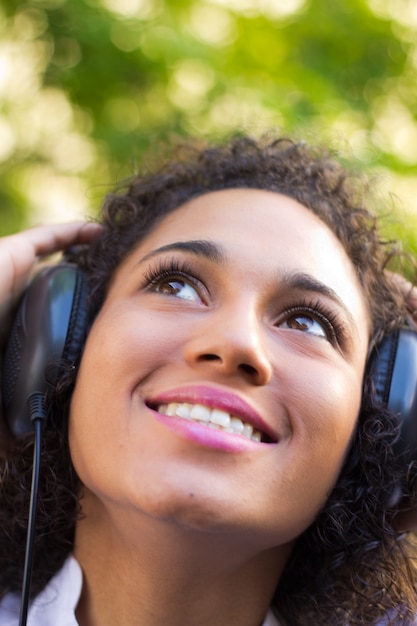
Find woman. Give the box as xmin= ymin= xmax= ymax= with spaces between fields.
xmin=0 ymin=136 xmax=416 ymax=625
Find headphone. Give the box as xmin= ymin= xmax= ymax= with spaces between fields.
xmin=1 ymin=263 xmax=417 ymax=463
xmin=1 ymin=263 xmax=89 ymax=437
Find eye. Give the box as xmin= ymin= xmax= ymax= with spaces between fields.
xmin=143 ymin=258 xmax=207 ymax=304
xmin=277 ymin=301 xmax=340 ymax=344
xmin=281 ymin=312 xmax=328 ymax=339
xmin=156 ymin=278 xmax=201 ymax=302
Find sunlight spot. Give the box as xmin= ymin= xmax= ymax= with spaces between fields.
xmin=207 ymin=0 xmax=307 ymax=19
xmin=168 ymin=60 xmax=215 ymax=110
xmin=187 ymin=4 xmax=237 ymax=46
xmin=367 ymin=0 xmax=417 ymax=27
xmin=29 ymin=88 xmax=73 ymax=134
xmin=0 ymin=40 xmax=51 ymax=100
xmin=207 ymin=90 xmax=281 ymax=133
xmin=43 ymin=132 xmax=96 ymax=174
xmin=0 ymin=48 xmax=12 ymax=95
xmin=331 ymin=111 xmax=374 ymax=160
xmin=372 ymin=96 xmax=417 ymax=164
xmin=20 ymin=165 xmax=90 ymax=224
xmin=0 ymin=117 xmax=17 ymax=162
xmin=12 ymin=8 xmax=48 ymax=40
xmin=374 ymin=168 xmax=417 ymax=220
xmin=100 ymin=0 xmax=162 ymax=19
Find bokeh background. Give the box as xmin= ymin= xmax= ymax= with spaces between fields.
xmin=1 ymin=0 xmax=417 ymax=248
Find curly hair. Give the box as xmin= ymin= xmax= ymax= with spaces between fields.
xmin=1 ymin=135 xmax=416 ymax=624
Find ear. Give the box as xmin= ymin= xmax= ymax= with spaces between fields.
xmin=1 ymin=264 xmax=89 ymax=437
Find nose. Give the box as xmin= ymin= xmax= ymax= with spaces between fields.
xmin=183 ymin=302 xmax=273 ymax=386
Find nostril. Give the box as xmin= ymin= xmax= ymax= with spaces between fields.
xmin=199 ymin=356 xmax=259 ymax=377
xmin=240 ymin=363 xmax=258 ymax=376
xmin=201 ymin=354 xmax=221 ymax=361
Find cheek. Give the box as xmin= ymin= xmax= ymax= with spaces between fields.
xmin=78 ymin=303 xmax=185 ymax=384
xmin=263 ymin=372 xmax=362 ymax=539
xmin=283 ymin=361 xmax=363 ymax=483
xmin=68 ymin=306 xmax=186 ymax=471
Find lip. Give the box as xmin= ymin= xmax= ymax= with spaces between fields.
xmin=146 ymin=385 xmax=278 ymax=444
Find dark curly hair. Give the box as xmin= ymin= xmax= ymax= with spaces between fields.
xmin=1 ymin=135 xmax=416 ymax=625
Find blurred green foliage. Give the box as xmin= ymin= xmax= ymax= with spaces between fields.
xmin=0 ymin=0 xmax=416 ymax=250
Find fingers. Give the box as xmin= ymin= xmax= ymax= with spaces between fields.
xmin=0 ymin=221 xmax=102 ymax=262
xmin=27 ymin=221 xmax=103 ymax=255
xmin=0 ymin=221 xmax=102 ymax=282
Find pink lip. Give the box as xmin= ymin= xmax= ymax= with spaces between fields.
xmin=146 ymin=385 xmax=278 ymax=444
xmin=150 ymin=410 xmax=261 ymax=452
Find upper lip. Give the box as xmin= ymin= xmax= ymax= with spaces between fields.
xmin=146 ymin=385 xmax=278 ymax=443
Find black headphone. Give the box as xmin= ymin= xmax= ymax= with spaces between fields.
xmin=1 ymin=263 xmax=417 ymax=465
xmin=1 ymin=264 xmax=89 ymax=437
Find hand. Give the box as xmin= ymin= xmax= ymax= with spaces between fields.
xmin=0 ymin=221 xmax=102 ymax=449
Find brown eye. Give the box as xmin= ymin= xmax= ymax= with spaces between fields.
xmin=281 ymin=313 xmax=327 ymax=339
xmin=156 ymin=278 xmax=201 ymax=302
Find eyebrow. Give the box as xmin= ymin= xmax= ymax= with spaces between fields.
xmin=137 ymin=239 xmax=226 ymax=265
xmin=281 ymin=271 xmax=356 ymax=328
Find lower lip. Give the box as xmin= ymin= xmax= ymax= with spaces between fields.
xmin=150 ymin=408 xmax=262 ymax=452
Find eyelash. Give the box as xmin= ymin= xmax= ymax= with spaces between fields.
xmin=143 ymin=258 xmax=205 ymax=296
xmin=142 ymin=259 xmax=347 ymax=346
xmin=282 ymin=298 xmax=347 ymax=346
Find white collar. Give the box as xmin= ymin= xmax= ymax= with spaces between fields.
xmin=0 ymin=556 xmax=82 ymax=626
xmin=0 ymin=556 xmax=280 ymax=625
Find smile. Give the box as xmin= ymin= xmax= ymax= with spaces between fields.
xmin=157 ymin=402 xmax=263 ymax=442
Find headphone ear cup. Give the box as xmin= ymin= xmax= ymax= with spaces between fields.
xmin=369 ymin=330 xmax=399 ymax=408
xmin=368 ymin=328 xmax=417 ymax=463
xmin=1 ymin=264 xmax=89 ymax=437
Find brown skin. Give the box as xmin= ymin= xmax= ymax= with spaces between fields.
xmin=70 ymin=190 xmax=370 ymax=625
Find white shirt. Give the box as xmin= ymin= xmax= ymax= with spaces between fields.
xmin=0 ymin=556 xmax=281 ymax=625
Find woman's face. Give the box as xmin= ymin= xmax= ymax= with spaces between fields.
xmin=69 ymin=189 xmax=370 ymax=550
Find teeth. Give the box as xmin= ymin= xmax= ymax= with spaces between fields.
xmin=243 ymin=423 xmax=253 ymax=438
xmin=210 ymin=409 xmax=230 ymax=428
xmin=157 ymin=402 xmax=263 ymax=442
xmin=165 ymin=403 xmax=178 ymax=416
xmin=175 ymin=403 xmax=193 ymax=419
xmin=229 ymin=416 xmax=244 ymax=433
xmin=190 ymin=404 xmax=211 ymax=422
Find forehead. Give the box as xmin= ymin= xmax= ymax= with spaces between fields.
xmin=144 ymin=188 xmax=344 ymax=257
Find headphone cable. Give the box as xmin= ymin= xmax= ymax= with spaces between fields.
xmin=19 ymin=393 xmax=46 ymax=626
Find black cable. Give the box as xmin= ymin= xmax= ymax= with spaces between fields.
xmin=19 ymin=393 xmax=46 ymax=626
